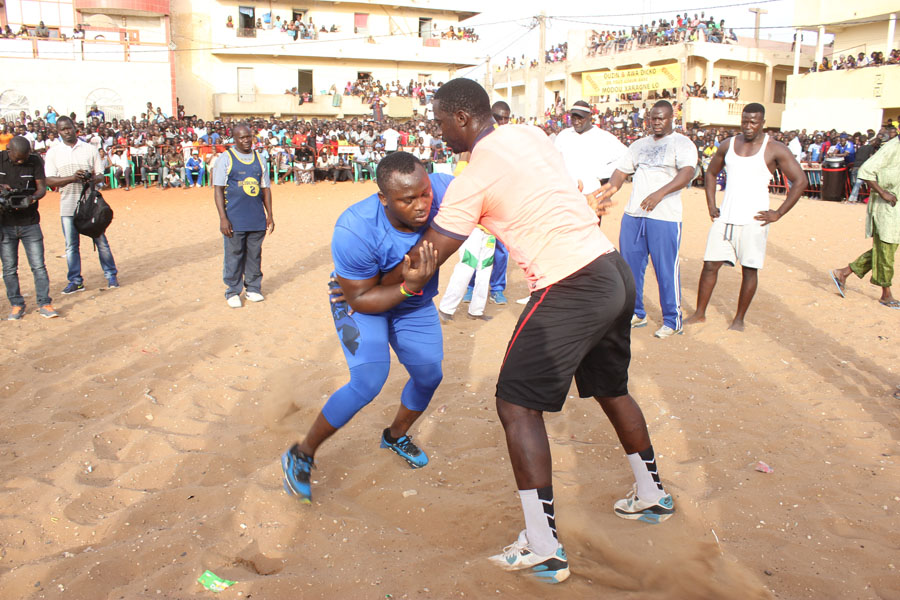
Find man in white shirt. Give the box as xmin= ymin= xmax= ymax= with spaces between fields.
xmin=600 ymin=100 xmax=698 ymax=338
xmin=554 ymin=101 xmax=627 ymax=210
xmin=110 ymin=148 xmax=132 ymax=191
xmin=382 ymin=126 xmax=400 ymax=153
xmin=787 ymin=132 xmax=803 ymax=162
xmin=44 ymin=116 xmax=120 ymax=293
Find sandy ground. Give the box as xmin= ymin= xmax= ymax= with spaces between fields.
xmin=0 ymin=179 xmax=897 ymax=600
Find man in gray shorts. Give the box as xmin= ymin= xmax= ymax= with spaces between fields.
xmin=684 ymin=103 xmax=805 ymax=331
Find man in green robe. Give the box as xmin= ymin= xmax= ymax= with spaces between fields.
xmin=831 ymin=128 xmax=900 ymax=308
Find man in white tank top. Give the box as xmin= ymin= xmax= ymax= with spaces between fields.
xmin=684 ymin=103 xmax=805 ymax=331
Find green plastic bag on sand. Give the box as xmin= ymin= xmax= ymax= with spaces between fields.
xmin=197 ymin=570 xmax=236 ymax=592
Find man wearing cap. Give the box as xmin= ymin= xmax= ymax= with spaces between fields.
xmin=554 ymin=101 xmax=627 ymax=222
xmin=186 ymin=150 xmax=205 ymax=188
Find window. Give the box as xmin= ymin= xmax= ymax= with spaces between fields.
xmin=297 ymin=69 xmax=313 ymax=96
xmin=354 ymin=13 xmax=368 ymax=35
xmin=773 ymin=80 xmax=786 ymax=104
xmin=719 ymin=75 xmax=737 ymax=93
xmin=237 ymin=67 xmax=255 ymax=102
xmin=292 ymin=9 xmax=307 ymax=24
xmin=357 ymin=72 xmax=372 ymax=82
xmin=418 ymin=17 xmax=433 ymax=38
xmin=238 ymin=6 xmax=255 ymax=38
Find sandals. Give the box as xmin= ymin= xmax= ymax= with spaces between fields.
xmin=878 ymin=299 xmax=900 ymax=309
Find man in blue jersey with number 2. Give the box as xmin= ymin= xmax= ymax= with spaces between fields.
xmin=281 ymin=151 xmax=451 ymax=504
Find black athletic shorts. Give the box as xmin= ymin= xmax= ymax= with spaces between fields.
xmin=496 ymin=250 xmax=635 ymax=412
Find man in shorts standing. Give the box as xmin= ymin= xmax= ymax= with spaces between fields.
xmin=409 ymin=79 xmax=675 ymax=583
xmin=601 ymin=101 xmax=698 ymax=338
xmin=685 ymin=103 xmax=805 ymax=330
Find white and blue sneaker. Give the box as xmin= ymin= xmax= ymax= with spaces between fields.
xmin=281 ymin=444 xmax=314 ymax=504
xmin=488 ymin=530 xmax=570 ymax=584
xmin=380 ymin=428 xmax=428 ymax=468
xmin=614 ymin=484 xmax=675 ymax=523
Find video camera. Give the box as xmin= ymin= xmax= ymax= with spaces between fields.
xmin=0 ymin=188 xmax=32 ymax=210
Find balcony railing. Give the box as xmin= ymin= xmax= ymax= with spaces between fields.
xmin=0 ymin=37 xmax=169 ymax=62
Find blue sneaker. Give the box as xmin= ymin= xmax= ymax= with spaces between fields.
xmin=488 ymin=530 xmax=570 ymax=583
xmin=489 ymin=291 xmax=508 ymax=305
xmin=107 ymin=276 xmax=120 ymax=289
xmin=462 ymin=288 xmax=473 ymax=303
xmin=281 ymin=444 xmax=314 ymax=504
xmin=62 ymin=282 xmax=85 ymax=294
xmin=380 ymin=428 xmax=428 ymax=468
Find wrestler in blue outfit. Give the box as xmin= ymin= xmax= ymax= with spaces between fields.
xmin=282 ymin=153 xmax=452 ymax=504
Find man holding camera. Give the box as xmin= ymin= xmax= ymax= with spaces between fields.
xmin=0 ymin=136 xmax=57 ymax=319
xmin=45 ymin=116 xmax=119 ymax=294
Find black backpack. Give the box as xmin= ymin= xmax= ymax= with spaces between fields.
xmin=74 ymin=182 xmax=114 ymax=239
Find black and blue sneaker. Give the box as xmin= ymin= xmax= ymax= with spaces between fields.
xmin=281 ymin=444 xmax=314 ymax=504
xmin=614 ymin=484 xmax=675 ymax=523
xmin=62 ymin=282 xmax=85 ymax=294
xmin=380 ymin=428 xmax=428 ymax=469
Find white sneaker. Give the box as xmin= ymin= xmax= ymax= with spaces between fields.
xmin=515 ymin=296 xmax=530 ymax=305
xmin=245 ymin=291 xmax=265 ymax=303
xmin=488 ymin=530 xmax=570 ymax=583
xmin=653 ymin=325 xmax=683 ymax=338
xmin=614 ymin=484 xmax=675 ymax=523
xmin=631 ymin=314 xmax=648 ymax=328
xmin=226 ymin=295 xmax=242 ymax=308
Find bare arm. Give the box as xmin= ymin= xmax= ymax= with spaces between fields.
xmin=339 ymin=242 xmax=438 ymax=314
xmin=262 ymin=186 xmax=274 ymax=233
xmin=381 ymin=226 xmax=464 ymax=287
xmin=704 ymin=141 xmax=728 ymax=220
xmin=864 ymin=178 xmax=897 ymax=207
xmin=756 ymin=142 xmax=807 ymax=223
xmin=30 ymin=178 xmax=47 ymax=202
xmin=213 ymin=185 xmax=232 ymax=237
xmin=640 ymin=165 xmax=696 ymax=212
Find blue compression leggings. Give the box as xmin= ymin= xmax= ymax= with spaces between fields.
xmin=321 ymin=361 xmax=443 ymax=428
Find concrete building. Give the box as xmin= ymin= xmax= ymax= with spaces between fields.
xmin=488 ymin=31 xmax=812 ymax=129
xmin=781 ymin=1 xmax=899 ymax=133
xmin=0 ymin=1 xmax=175 ymax=122
xmin=170 ymin=0 xmax=482 ymax=120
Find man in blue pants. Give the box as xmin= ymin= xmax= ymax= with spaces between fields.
xmin=600 ymin=101 xmax=698 ymax=338
xmin=281 ymin=152 xmax=452 ymax=504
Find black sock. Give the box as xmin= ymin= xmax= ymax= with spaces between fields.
xmin=383 ymin=427 xmax=399 ymax=444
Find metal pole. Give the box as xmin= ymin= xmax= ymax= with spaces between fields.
xmin=793 ymin=29 xmax=802 ymax=74
xmin=887 ymin=13 xmax=897 ymax=55
xmin=537 ymin=12 xmax=546 ymax=121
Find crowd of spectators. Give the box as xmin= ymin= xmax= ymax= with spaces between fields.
xmin=810 ymin=49 xmax=900 ymax=72
xmin=441 ymin=26 xmax=478 ymax=42
xmin=545 ymin=42 xmax=567 ymax=63
xmin=0 ymin=99 xmax=455 ymax=189
xmin=2 ymin=93 xmax=896 ymax=197
xmin=587 ymin=13 xmax=736 ymax=57
xmin=683 ymin=81 xmax=741 ymax=100
xmin=1 ymin=21 xmax=87 ymax=40
xmin=340 ymin=78 xmax=440 ymax=109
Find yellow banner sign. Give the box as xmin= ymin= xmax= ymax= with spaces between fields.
xmin=582 ymin=65 xmax=681 ymax=96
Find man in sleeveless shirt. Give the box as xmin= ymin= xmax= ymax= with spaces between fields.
xmin=213 ymin=124 xmax=274 ymax=308
xmin=684 ymin=103 xmax=805 ymax=331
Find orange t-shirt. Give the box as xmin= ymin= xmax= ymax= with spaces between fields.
xmin=0 ymin=133 xmax=13 ymax=151
xmin=433 ymin=125 xmax=614 ymax=291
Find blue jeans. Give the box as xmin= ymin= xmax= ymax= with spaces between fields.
xmin=1 ymin=223 xmax=51 ymax=306
xmin=60 ymin=216 xmax=118 ymax=285
xmin=223 ymin=231 xmax=265 ymax=297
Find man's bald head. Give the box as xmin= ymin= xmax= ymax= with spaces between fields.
xmin=8 ymin=136 xmax=31 ymax=156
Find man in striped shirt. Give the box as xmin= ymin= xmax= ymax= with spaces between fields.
xmin=45 ymin=116 xmax=120 ymax=294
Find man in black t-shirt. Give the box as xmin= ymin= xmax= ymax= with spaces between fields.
xmin=0 ymin=136 xmax=57 ymax=319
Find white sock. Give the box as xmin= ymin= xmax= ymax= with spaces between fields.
xmin=627 ymin=446 xmax=666 ymax=502
xmin=518 ymin=487 xmax=558 ymax=556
